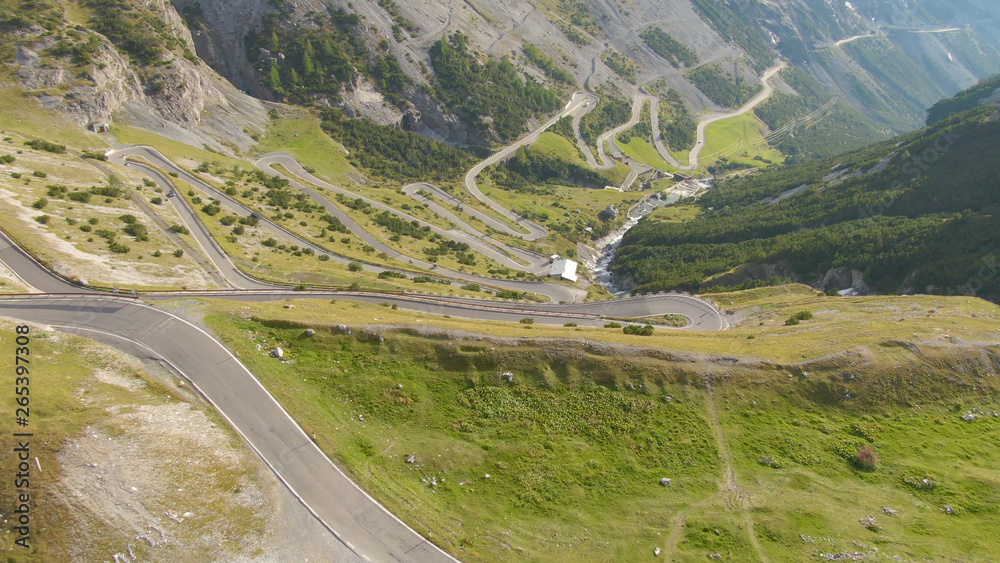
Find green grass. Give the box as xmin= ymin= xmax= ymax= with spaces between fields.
xmin=717 ymin=373 xmax=1000 ymax=561
xmin=647 ymin=205 xmax=701 ymax=223
xmin=619 ymin=137 xmax=676 ymax=171
xmin=529 ymin=131 xmax=588 ymax=167
xmin=113 ymin=124 xmax=248 ymax=169
xmin=528 ymin=131 xmax=631 ymax=186
xmin=700 ymin=113 xmax=783 ymax=170
xmin=0 ymin=86 xmax=109 ymax=151
xmin=198 ymin=292 xmax=1000 ymax=562
xmin=204 ymin=285 xmax=1000 ymax=365
xmin=255 ymin=109 xmax=359 ymax=186
xmin=478 ymin=175 xmax=639 ymax=257
xmin=203 ymin=305 xmax=722 ymax=562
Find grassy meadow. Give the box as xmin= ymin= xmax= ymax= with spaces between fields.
xmin=198 ymin=287 xmax=1000 ymax=561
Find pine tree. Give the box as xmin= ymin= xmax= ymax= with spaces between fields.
xmin=303 ymin=40 xmax=316 ymax=76
xmin=269 ymin=62 xmax=281 ymax=90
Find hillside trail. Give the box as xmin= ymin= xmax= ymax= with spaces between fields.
xmin=663 ymin=374 xmax=769 ymax=562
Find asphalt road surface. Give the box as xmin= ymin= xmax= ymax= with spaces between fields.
xmin=0 ymin=295 xmax=455 ymax=563
xmin=0 ymin=230 xmax=725 ymax=330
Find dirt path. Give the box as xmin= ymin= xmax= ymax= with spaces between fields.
xmin=664 ymin=375 xmax=769 ymax=561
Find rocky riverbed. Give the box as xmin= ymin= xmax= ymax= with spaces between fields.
xmin=580 ymin=191 xmax=683 ymax=295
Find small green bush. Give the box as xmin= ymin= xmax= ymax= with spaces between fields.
xmin=25 ymin=139 xmax=66 ymax=153
xmin=348 ymin=262 xmax=363 ymax=272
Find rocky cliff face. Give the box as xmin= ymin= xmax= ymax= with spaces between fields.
xmin=8 ymin=0 xmax=269 ymax=154
xmin=168 ymin=0 xmax=275 ymax=100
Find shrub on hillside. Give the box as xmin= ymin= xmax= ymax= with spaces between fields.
xmin=623 ymin=324 xmax=655 ymax=336
xmin=854 ymin=445 xmax=879 ymax=470
xmin=25 ymin=139 xmax=66 ymax=153
xmin=786 ymin=311 xmax=813 ymax=325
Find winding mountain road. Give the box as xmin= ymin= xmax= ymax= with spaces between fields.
xmin=461 ymin=92 xmax=593 ymax=238
xmin=570 ymin=61 xmax=785 ymax=175
xmin=678 ymin=61 xmax=787 ymax=170
xmin=112 ymin=147 xmax=584 ymax=303
xmin=0 ymin=214 xmax=723 ymax=560
xmin=0 ymin=70 xmax=743 ymax=563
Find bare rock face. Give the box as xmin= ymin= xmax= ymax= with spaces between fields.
xmin=15 ymin=45 xmax=41 ymax=68
xmin=10 ymin=1 xmax=268 ymax=155
xmin=18 ymin=35 xmax=145 ymax=127
xmin=169 ymin=0 xmax=277 ymax=99
xmin=342 ymin=77 xmax=403 ymax=126
xmin=407 ymin=86 xmax=475 ymax=145
xmin=822 ymin=267 xmax=870 ymax=294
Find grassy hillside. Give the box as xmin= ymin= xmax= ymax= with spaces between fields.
xmin=754 ymin=67 xmax=889 ymax=159
xmin=927 ymin=74 xmax=1000 ymax=125
xmin=199 ymin=290 xmax=1000 ymax=562
xmin=612 ymin=101 xmax=1000 ymax=299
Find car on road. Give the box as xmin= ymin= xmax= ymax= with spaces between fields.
xmin=167 ymin=190 xmax=175 ymax=197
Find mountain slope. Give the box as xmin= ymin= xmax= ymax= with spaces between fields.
xmin=163 ymin=0 xmax=1000 ymax=147
xmin=1 ymin=0 xmax=268 ymax=153
xmin=6 ymin=0 xmax=998 ymax=155
xmin=611 ymin=83 xmax=1000 ymax=300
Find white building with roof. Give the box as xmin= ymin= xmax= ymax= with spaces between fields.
xmin=549 ymin=257 xmax=578 ymax=282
